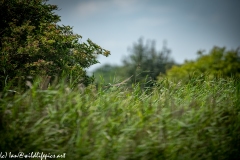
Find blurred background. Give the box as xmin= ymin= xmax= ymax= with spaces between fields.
xmin=48 ymin=0 xmax=240 ymax=78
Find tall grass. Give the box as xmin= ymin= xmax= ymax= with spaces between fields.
xmin=0 ymin=76 xmax=239 ymax=159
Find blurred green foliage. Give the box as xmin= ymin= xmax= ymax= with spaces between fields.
xmin=93 ymin=64 xmax=128 ymax=86
xmin=94 ymin=38 xmax=174 ymax=88
xmin=0 ymin=0 xmax=110 ymax=90
xmin=165 ymin=47 xmax=240 ymax=82
xmin=123 ymin=38 xmax=174 ymax=85
xmin=0 ymin=77 xmax=239 ymax=159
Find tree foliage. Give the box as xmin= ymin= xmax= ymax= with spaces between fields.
xmin=123 ymin=38 xmax=174 ymax=86
xmin=0 ymin=0 xmax=110 ymax=90
xmin=165 ymin=47 xmax=240 ymax=82
xmin=93 ymin=38 xmax=174 ymax=88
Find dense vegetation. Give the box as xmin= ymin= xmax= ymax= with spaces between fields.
xmin=165 ymin=47 xmax=240 ymax=82
xmin=1 ymin=0 xmax=240 ymax=159
xmin=94 ymin=38 xmax=174 ymax=88
xmin=1 ymin=76 xmax=239 ymax=159
xmin=0 ymin=0 xmax=109 ymax=90
xmin=93 ymin=41 xmax=240 ymax=88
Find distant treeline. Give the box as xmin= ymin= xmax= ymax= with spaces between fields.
xmin=93 ymin=39 xmax=240 ymax=87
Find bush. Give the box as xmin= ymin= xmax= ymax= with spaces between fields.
xmin=164 ymin=47 xmax=240 ymax=83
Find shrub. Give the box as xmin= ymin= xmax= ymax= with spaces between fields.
xmin=164 ymin=47 xmax=240 ymax=83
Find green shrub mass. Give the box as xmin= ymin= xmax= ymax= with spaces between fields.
xmin=165 ymin=47 xmax=240 ymax=83
xmin=0 ymin=76 xmax=239 ymax=160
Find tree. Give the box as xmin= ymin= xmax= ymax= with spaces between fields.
xmin=123 ymin=38 xmax=174 ymax=86
xmin=165 ymin=46 xmax=240 ymax=82
xmin=0 ymin=0 xmax=110 ymax=90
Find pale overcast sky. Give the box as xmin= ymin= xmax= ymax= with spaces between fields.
xmin=48 ymin=0 xmax=240 ymax=72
